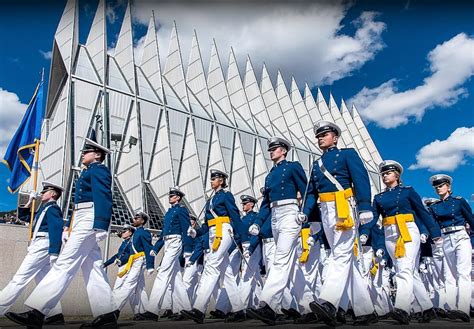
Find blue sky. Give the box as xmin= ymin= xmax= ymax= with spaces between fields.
xmin=0 ymin=0 xmax=473 ymax=211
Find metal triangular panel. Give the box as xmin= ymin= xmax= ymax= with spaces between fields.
xmin=207 ymin=41 xmax=236 ymax=126
xmin=108 ymin=57 xmax=133 ymax=93
xmin=144 ymin=183 xmax=165 ymax=230
xmin=276 ymin=72 xmax=315 ymax=152
xmin=205 ymin=126 xmax=227 ymax=194
xmin=244 ymin=58 xmax=274 ymax=137
xmin=111 ymin=178 xmax=133 ymax=226
xmin=115 ymin=102 xmax=144 ymax=212
xmin=114 ymin=2 xmax=136 ymax=93
xmin=226 ymin=49 xmax=256 ymax=134
xmin=229 ymin=135 xmax=254 ymax=199
xmin=351 ymin=104 xmax=383 ymax=166
xmin=253 ymin=137 xmax=270 ymax=203
xmin=238 ymin=131 xmax=256 ymax=181
xmin=167 ymin=110 xmax=188 ymax=180
xmin=108 ymin=89 xmax=133 ymax=136
xmin=53 ymin=0 xmax=78 ymax=74
xmin=215 ymin=124 xmax=235 ymax=173
xmin=185 ymin=32 xmax=214 ymax=120
xmin=329 ymin=94 xmax=355 ymax=149
xmin=148 ymin=107 xmax=176 ymax=209
xmin=140 ymin=12 xmax=164 ymax=102
xmin=163 ymin=24 xmax=190 ymax=111
xmin=316 ymin=89 xmax=347 ymax=148
xmin=136 ymin=67 xmax=159 ymax=101
xmin=192 ymin=117 xmax=213 ymax=183
xmin=139 ymin=101 xmax=162 ymax=177
xmin=291 ymin=79 xmax=320 ymax=154
xmin=74 ymin=46 xmax=100 ymax=82
xmin=258 ymin=137 xmax=273 ymax=170
xmin=85 ymin=0 xmax=106 ymax=83
xmin=304 ymin=84 xmax=322 ymax=124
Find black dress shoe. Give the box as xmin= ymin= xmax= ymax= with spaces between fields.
xmin=470 ymin=306 xmax=474 ymax=318
xmin=5 ymin=309 xmax=45 ymax=328
xmin=246 ymin=304 xmax=277 ymax=325
xmin=139 ymin=311 xmax=158 ymax=321
xmin=353 ymin=312 xmax=378 ymax=326
xmin=378 ymin=313 xmax=390 ymax=320
xmin=181 ymin=309 xmax=205 ymax=324
xmin=170 ymin=313 xmax=186 ymax=321
xmin=44 ymin=313 xmax=65 ymax=325
xmin=79 ymin=311 xmax=118 ymax=328
xmin=281 ymin=307 xmax=301 ymax=320
xmin=411 ymin=311 xmax=422 ymax=321
xmin=309 ymin=301 xmax=337 ymax=327
xmin=162 ymin=309 xmax=173 ymax=318
xmin=419 ymin=308 xmax=436 ymax=323
xmin=435 ymin=308 xmax=447 ymax=318
xmin=294 ymin=312 xmax=318 ymax=324
xmin=275 ymin=313 xmax=286 ymax=321
xmin=336 ymin=307 xmax=347 ymax=324
xmin=390 ymin=308 xmax=410 ymax=325
xmin=132 ymin=313 xmax=146 ymax=321
xmin=451 ymin=310 xmax=470 ymax=322
xmin=224 ymin=310 xmax=246 ymax=323
xmin=445 ymin=310 xmax=458 ymax=320
xmin=209 ymin=309 xmax=227 ymax=319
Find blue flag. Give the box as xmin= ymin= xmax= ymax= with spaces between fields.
xmin=2 ymin=80 xmax=45 ymax=193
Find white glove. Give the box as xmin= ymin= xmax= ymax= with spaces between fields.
xmin=95 ymin=231 xmax=107 ymax=242
xmin=49 ymin=255 xmax=58 ymax=266
xmin=150 ymin=250 xmax=157 ymax=257
xmin=379 ymin=259 xmax=387 ymax=267
xmin=434 ymin=237 xmax=443 ymax=248
xmin=187 ymin=226 xmax=197 ymax=238
xmin=359 ymin=234 xmax=368 ymax=245
xmin=419 ymin=262 xmax=427 ymax=273
xmin=420 ymin=233 xmax=428 ymax=244
xmin=146 ymin=268 xmax=155 ymax=276
xmin=359 ymin=211 xmax=374 ymax=225
xmin=296 ymin=212 xmax=308 ymax=225
xmin=114 ymin=259 xmax=122 ymax=266
xmin=61 ymin=231 xmax=69 ymax=244
xmin=307 ymin=236 xmax=315 ymax=247
xmin=248 ymin=224 xmax=260 ymax=236
xmin=243 ymin=250 xmax=251 ymax=259
xmin=375 ymin=249 xmax=384 ymax=258
xmin=100 ymin=263 xmax=106 ymax=269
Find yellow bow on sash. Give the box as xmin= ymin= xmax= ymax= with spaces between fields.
xmin=319 ymin=188 xmax=354 ymax=231
xmin=382 ymin=213 xmax=414 ymax=258
xmin=353 ymin=236 xmax=359 ymax=257
xmin=208 ymin=216 xmax=231 ymax=251
xmin=299 ymin=228 xmax=311 ymax=263
xmin=370 ymin=257 xmax=379 ymax=277
xmin=117 ymin=252 xmax=145 ymax=278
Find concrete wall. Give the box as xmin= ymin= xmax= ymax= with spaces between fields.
xmin=0 ymin=224 xmax=162 ymax=316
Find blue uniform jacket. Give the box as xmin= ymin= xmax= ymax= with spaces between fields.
xmin=196 ymin=189 xmax=245 ymax=239
xmin=103 ymin=239 xmax=131 ymax=267
xmin=373 ymin=185 xmax=441 ymax=239
xmin=256 ymin=159 xmax=307 ymax=227
xmin=132 ymin=227 xmax=155 ymax=269
xmin=152 ymin=204 xmax=191 ymax=255
xmin=19 ymin=201 xmax=64 ymax=255
xmin=182 ymin=234 xmax=196 ymax=254
xmin=304 ymin=147 xmax=372 ymax=218
xmin=428 ymin=195 xmax=474 ymax=230
xmin=189 ymin=232 xmax=209 ymax=265
xmin=240 ymin=210 xmax=258 ymax=243
xmin=74 ymin=162 xmax=113 ymax=231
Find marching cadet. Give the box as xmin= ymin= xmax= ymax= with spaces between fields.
xmin=428 ymin=174 xmax=474 ymax=322
xmin=146 ymin=187 xmax=192 ymax=318
xmin=182 ymin=215 xmax=199 ymax=299
xmin=114 ymin=212 xmax=155 ymax=321
xmin=303 ymin=121 xmax=377 ymax=326
xmin=0 ymin=182 xmax=64 ymax=325
xmin=6 ymin=138 xmax=118 ymax=328
xmin=246 ymin=137 xmax=310 ymax=325
xmin=372 ymin=160 xmax=442 ymax=324
xmin=181 ymin=169 xmax=246 ymax=324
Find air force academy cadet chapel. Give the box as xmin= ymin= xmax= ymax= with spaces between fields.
xmin=25 ymin=0 xmax=383 ymax=231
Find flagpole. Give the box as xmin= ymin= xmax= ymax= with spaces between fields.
xmin=28 ymin=138 xmax=41 ymax=240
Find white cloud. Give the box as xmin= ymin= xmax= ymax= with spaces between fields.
xmin=349 ymin=33 xmax=474 ymax=128
xmin=409 ymin=127 xmax=474 ymax=171
xmin=39 ymin=50 xmax=52 ymax=60
xmin=0 ymin=88 xmax=28 ymax=158
xmin=124 ymin=1 xmax=385 ymax=86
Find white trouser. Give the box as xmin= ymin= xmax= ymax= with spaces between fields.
xmin=240 ymin=242 xmax=262 ymax=309
xmin=193 ymin=223 xmax=243 ymax=313
xmin=443 ymin=230 xmax=472 ymax=314
xmin=319 ymin=200 xmax=374 ymax=315
xmin=370 ymin=266 xmax=392 ymax=316
xmin=262 ymin=239 xmax=276 ymax=274
xmin=413 ymin=252 xmax=433 ymax=311
xmin=301 ymin=223 xmax=322 ymax=292
xmin=259 ymin=203 xmax=300 ymax=311
xmin=112 ymin=257 xmax=147 ymax=314
xmin=385 ymin=221 xmax=420 ymax=312
xmin=25 ymin=207 xmax=114 ymax=317
xmin=147 ymin=237 xmax=190 ymax=314
xmin=430 ymin=245 xmax=447 ymax=308
xmin=315 ymin=247 xmax=329 ymax=297
xmin=215 ymin=248 xmax=242 ymax=313
xmin=0 ymin=237 xmax=62 ymax=316
xmin=182 ymin=252 xmax=198 ymax=299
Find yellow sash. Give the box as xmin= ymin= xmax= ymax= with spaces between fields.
xmin=370 ymin=257 xmax=379 ymax=277
xmin=353 ymin=236 xmax=359 ymax=257
xmin=208 ymin=216 xmax=231 ymax=251
xmin=319 ymin=188 xmax=354 ymax=231
xmin=117 ymin=252 xmax=145 ymax=278
xmin=382 ymin=213 xmax=414 ymax=258
xmin=299 ymin=228 xmax=311 ymax=263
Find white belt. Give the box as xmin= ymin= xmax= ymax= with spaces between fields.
xmin=163 ymin=234 xmax=181 ymax=241
xmin=270 ymin=199 xmax=298 ymax=208
xmin=441 ymin=226 xmax=465 ymax=234
xmin=263 ymin=238 xmax=275 ymax=243
xmin=204 ymin=249 xmax=210 ymax=254
xmin=183 ymin=252 xmax=192 ymax=257
xmin=35 ymin=232 xmax=49 ymax=238
xmin=74 ymin=202 xmax=94 ymax=210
